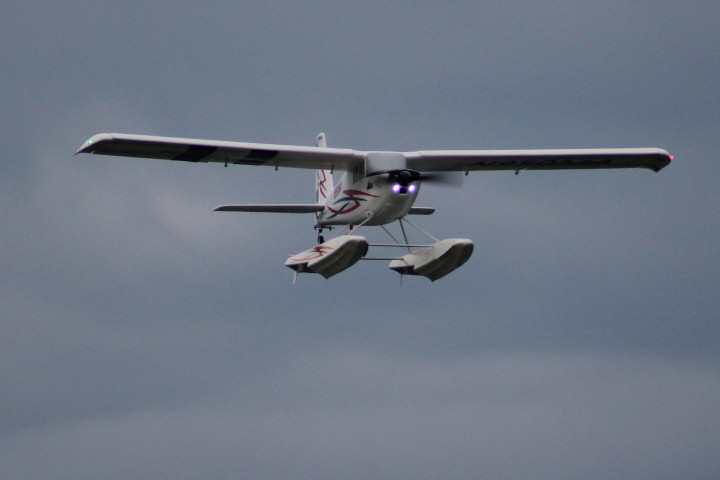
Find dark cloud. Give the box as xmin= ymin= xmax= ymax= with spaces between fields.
xmin=3 ymin=351 xmax=719 ymax=479
xmin=1 ymin=2 xmax=719 ymax=479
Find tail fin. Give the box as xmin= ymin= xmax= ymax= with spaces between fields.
xmin=314 ymin=133 xmax=334 ymax=205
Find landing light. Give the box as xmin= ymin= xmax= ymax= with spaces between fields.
xmin=392 ymin=183 xmax=401 ymax=193
xmin=408 ymin=184 xmax=417 ymax=193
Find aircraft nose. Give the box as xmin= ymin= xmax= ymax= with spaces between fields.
xmin=397 ymin=170 xmax=413 ymax=185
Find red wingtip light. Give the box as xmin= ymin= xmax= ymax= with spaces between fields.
xmin=669 ymin=155 xmax=674 ymax=160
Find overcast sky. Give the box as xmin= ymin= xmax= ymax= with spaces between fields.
xmin=2 ymin=2 xmax=719 ymax=479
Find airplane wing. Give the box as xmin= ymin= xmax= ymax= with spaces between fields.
xmin=77 ymin=133 xmax=671 ymax=173
xmin=76 ymin=133 xmax=365 ymax=170
xmin=405 ymin=148 xmax=672 ymax=173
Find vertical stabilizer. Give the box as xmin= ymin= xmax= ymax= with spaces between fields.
xmin=314 ymin=133 xmax=334 ymax=205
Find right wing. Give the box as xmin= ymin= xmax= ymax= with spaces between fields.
xmin=405 ymin=148 xmax=672 ymax=173
xmin=77 ymin=133 xmax=365 ymax=171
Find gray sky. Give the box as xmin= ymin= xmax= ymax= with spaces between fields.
xmin=2 ymin=2 xmax=719 ymax=479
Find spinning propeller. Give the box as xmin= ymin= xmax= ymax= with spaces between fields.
xmin=387 ymin=169 xmax=463 ymax=190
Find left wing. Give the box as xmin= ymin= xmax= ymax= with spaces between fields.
xmin=405 ymin=148 xmax=672 ymax=173
xmin=76 ymin=133 xmax=365 ymax=170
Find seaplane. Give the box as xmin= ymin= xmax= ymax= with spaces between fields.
xmin=76 ymin=132 xmax=671 ymax=281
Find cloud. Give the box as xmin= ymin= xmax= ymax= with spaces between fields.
xmin=3 ymin=350 xmax=718 ymax=479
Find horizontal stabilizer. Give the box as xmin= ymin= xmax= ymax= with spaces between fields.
xmin=408 ymin=207 xmax=435 ymax=215
xmin=214 ymin=204 xmax=323 ymax=213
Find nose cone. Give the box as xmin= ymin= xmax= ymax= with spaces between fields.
xmin=397 ymin=170 xmax=413 ymax=185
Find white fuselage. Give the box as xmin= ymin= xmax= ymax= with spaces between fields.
xmin=316 ymin=172 xmax=420 ymax=227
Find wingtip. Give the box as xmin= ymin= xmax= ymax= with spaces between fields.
xmin=75 ymin=136 xmax=97 ymax=155
xmin=643 ymin=148 xmax=672 ymax=172
xmin=655 ymin=150 xmax=673 ymax=172
xmin=75 ymin=133 xmax=114 ymax=155
xmin=74 ymin=144 xmax=89 ymax=155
